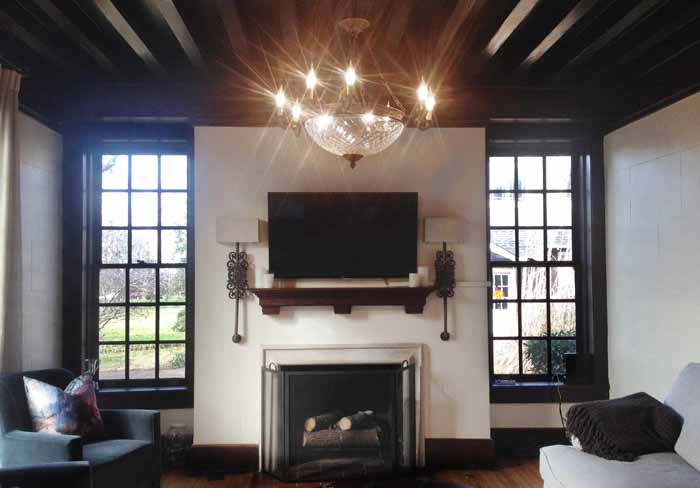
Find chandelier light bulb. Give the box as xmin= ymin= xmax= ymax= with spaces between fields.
xmin=275 ymin=88 xmax=286 ymax=109
xmin=292 ymin=102 xmax=302 ymax=121
xmin=318 ymin=114 xmax=333 ymax=129
xmin=306 ymin=68 xmax=318 ymax=90
xmin=418 ymin=80 xmax=429 ymax=102
xmin=344 ymin=65 xmax=357 ymax=86
xmin=425 ymin=92 xmax=436 ymax=112
xmin=361 ymin=112 xmax=375 ymax=124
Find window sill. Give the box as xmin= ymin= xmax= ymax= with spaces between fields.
xmin=490 ymin=382 xmax=609 ymax=404
xmin=97 ymin=386 xmax=193 ymax=409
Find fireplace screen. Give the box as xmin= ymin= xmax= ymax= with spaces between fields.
xmin=262 ymin=362 xmax=416 ymax=481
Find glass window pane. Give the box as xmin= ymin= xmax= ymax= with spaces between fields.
xmin=99 ymin=268 xmax=125 ymax=303
xmin=522 ymin=303 xmax=547 ymax=336
xmin=160 ymin=305 xmax=186 ymax=340
xmin=160 ymin=268 xmax=185 ymax=302
xmin=129 ymin=306 xmax=155 ymax=340
xmin=518 ymin=156 xmax=543 ymax=190
xmin=521 ymin=266 xmax=546 ymax=299
xmin=493 ymin=340 xmax=519 ymax=374
xmin=99 ymin=344 xmax=125 ymax=380
xmin=547 ymin=193 xmax=572 ymax=226
xmin=550 ymin=266 xmax=575 ymax=299
xmin=523 ymin=340 xmax=548 ymax=374
xmin=517 ymin=193 xmax=544 ymax=226
xmin=162 ymin=229 xmax=187 ymax=264
xmin=490 ymin=230 xmax=515 ymax=262
xmin=131 ymin=155 xmax=158 ymax=189
xmin=547 ymin=229 xmax=572 ymax=261
xmin=489 ymin=157 xmax=514 ymax=190
xmin=161 ymin=193 xmax=187 ymax=226
xmin=492 ymin=303 xmax=517 ymax=337
xmin=492 ymin=267 xmax=517 ymax=300
xmin=159 ymin=343 xmax=186 ymax=378
xmin=101 ymin=192 xmax=128 ymax=226
xmin=131 ymin=193 xmax=158 ymax=227
xmin=489 ymin=193 xmax=515 ymax=226
xmin=129 ymin=268 xmax=156 ymax=303
xmin=132 ymin=230 xmax=158 ymax=264
xmin=161 ymin=155 xmax=188 ymax=189
xmin=102 ymin=230 xmax=127 ymax=264
xmin=129 ymin=344 xmax=155 ymax=379
xmin=546 ymin=156 xmax=571 ymax=190
xmin=519 ymin=229 xmax=544 ymax=262
xmin=102 ymin=155 xmax=128 ymax=189
xmin=98 ymin=306 xmax=125 ymax=341
xmin=551 ymin=302 xmax=576 ymax=336
xmin=552 ymin=339 xmax=576 ymax=376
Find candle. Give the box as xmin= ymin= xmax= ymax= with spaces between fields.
xmin=408 ymin=273 xmax=420 ymax=288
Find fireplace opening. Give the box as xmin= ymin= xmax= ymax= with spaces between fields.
xmin=262 ymin=362 xmax=416 ymax=481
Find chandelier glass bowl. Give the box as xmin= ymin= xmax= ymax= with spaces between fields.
xmin=271 ymin=17 xmax=436 ymax=168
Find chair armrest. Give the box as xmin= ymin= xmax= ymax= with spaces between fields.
xmin=0 ymin=430 xmax=82 ymax=466
xmin=0 ymin=461 xmax=91 ymax=488
xmin=101 ymin=409 xmax=160 ymax=443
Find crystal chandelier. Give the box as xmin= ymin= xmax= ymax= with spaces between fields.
xmin=272 ymin=18 xmax=437 ymax=168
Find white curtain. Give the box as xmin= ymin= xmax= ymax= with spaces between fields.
xmin=0 ymin=68 xmax=22 ymax=372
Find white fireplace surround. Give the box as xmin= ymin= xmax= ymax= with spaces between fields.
xmin=260 ymin=343 xmax=425 ymax=465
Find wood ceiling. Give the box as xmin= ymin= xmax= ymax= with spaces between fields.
xmin=2 ymin=0 xmax=700 ymax=130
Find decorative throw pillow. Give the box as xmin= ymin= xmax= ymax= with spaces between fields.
xmin=23 ymin=374 xmax=104 ymax=439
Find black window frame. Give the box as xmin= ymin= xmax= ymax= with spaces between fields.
xmin=63 ymin=123 xmax=195 ymax=409
xmin=486 ymin=137 xmax=609 ymax=404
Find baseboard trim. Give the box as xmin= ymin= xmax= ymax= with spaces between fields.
xmin=491 ymin=428 xmax=568 ymax=456
xmin=190 ymin=444 xmax=258 ymax=475
xmin=424 ymin=438 xmax=495 ymax=469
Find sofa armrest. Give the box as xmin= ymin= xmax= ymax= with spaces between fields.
xmin=101 ymin=409 xmax=160 ymax=443
xmin=0 ymin=430 xmax=83 ymax=466
xmin=0 ymin=461 xmax=91 ymax=488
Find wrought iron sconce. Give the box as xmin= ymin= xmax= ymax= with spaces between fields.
xmin=216 ymin=218 xmax=260 ymax=344
xmin=424 ymin=217 xmax=466 ymax=341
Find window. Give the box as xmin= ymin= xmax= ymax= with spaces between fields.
xmin=488 ymin=155 xmax=577 ymax=381
xmin=94 ymin=149 xmax=192 ymax=389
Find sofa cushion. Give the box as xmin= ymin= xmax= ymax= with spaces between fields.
xmin=540 ymin=445 xmax=700 ymax=488
xmin=83 ymin=439 xmax=153 ymax=488
xmin=665 ymin=363 xmax=700 ymax=472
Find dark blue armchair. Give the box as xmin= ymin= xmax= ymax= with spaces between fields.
xmin=0 ymin=369 xmax=160 ymax=488
xmin=0 ymin=461 xmax=92 ymax=488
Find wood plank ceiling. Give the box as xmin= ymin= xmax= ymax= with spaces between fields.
xmin=2 ymin=0 xmax=700 ymax=130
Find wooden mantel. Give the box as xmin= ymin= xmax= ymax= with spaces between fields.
xmin=248 ymin=286 xmax=435 ymax=315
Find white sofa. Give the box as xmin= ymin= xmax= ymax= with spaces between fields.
xmin=540 ymin=363 xmax=700 ymax=488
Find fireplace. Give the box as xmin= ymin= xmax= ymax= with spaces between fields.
xmin=262 ymin=362 xmax=416 ymax=481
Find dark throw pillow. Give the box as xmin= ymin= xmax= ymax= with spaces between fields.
xmin=23 ymin=374 xmax=104 ymax=440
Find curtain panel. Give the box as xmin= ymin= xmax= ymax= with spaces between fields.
xmin=0 ymin=68 xmax=22 ymax=372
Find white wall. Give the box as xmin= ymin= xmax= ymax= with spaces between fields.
xmin=193 ymin=127 xmax=491 ymax=445
xmin=17 ymin=113 xmax=63 ymax=370
xmin=605 ymin=92 xmax=700 ymax=400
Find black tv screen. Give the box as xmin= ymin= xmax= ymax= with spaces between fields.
xmin=268 ymin=193 xmax=418 ymax=279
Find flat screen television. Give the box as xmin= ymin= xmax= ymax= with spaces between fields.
xmin=268 ymin=192 xmax=418 ymax=279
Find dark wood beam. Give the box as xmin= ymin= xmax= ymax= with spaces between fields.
xmin=92 ymin=0 xmax=166 ymax=76
xmin=519 ymin=0 xmax=600 ymax=69
xmin=0 ymin=9 xmax=80 ymax=73
xmin=31 ymin=0 xmax=118 ymax=74
xmin=142 ymin=0 xmax=206 ymax=71
xmin=214 ymin=0 xmax=248 ymax=60
xmin=556 ymin=0 xmax=666 ymax=79
xmin=435 ymin=0 xmax=480 ymax=69
xmin=483 ymin=0 xmax=540 ymax=57
xmin=382 ymin=0 xmax=413 ymax=51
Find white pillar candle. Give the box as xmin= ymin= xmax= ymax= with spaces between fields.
xmin=262 ymin=273 xmax=275 ymax=288
xmin=408 ymin=273 xmax=420 ymax=288
xmin=417 ymin=266 xmax=430 ymax=286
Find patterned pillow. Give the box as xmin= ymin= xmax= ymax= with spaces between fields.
xmin=23 ymin=374 xmax=104 ymax=439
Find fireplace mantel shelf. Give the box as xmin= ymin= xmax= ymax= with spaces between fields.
xmin=249 ymin=286 xmax=436 ymax=315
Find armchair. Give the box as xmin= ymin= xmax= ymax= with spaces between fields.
xmin=0 ymin=461 xmax=92 ymax=488
xmin=0 ymin=369 xmax=160 ymax=488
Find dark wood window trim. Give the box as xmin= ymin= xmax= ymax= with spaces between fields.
xmin=486 ymin=135 xmax=609 ymax=404
xmin=62 ymin=123 xmax=195 ymax=409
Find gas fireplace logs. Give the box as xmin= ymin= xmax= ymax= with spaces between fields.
xmin=303 ymin=410 xmax=343 ymax=432
xmin=335 ymin=410 xmax=375 ymax=431
xmin=302 ymin=428 xmax=380 ymax=449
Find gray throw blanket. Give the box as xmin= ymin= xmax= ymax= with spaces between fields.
xmin=566 ymin=392 xmax=683 ymax=461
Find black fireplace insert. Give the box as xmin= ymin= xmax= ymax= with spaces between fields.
xmin=262 ymin=362 xmax=416 ymax=481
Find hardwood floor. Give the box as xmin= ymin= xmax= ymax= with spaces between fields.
xmin=162 ymin=458 xmax=543 ymax=488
